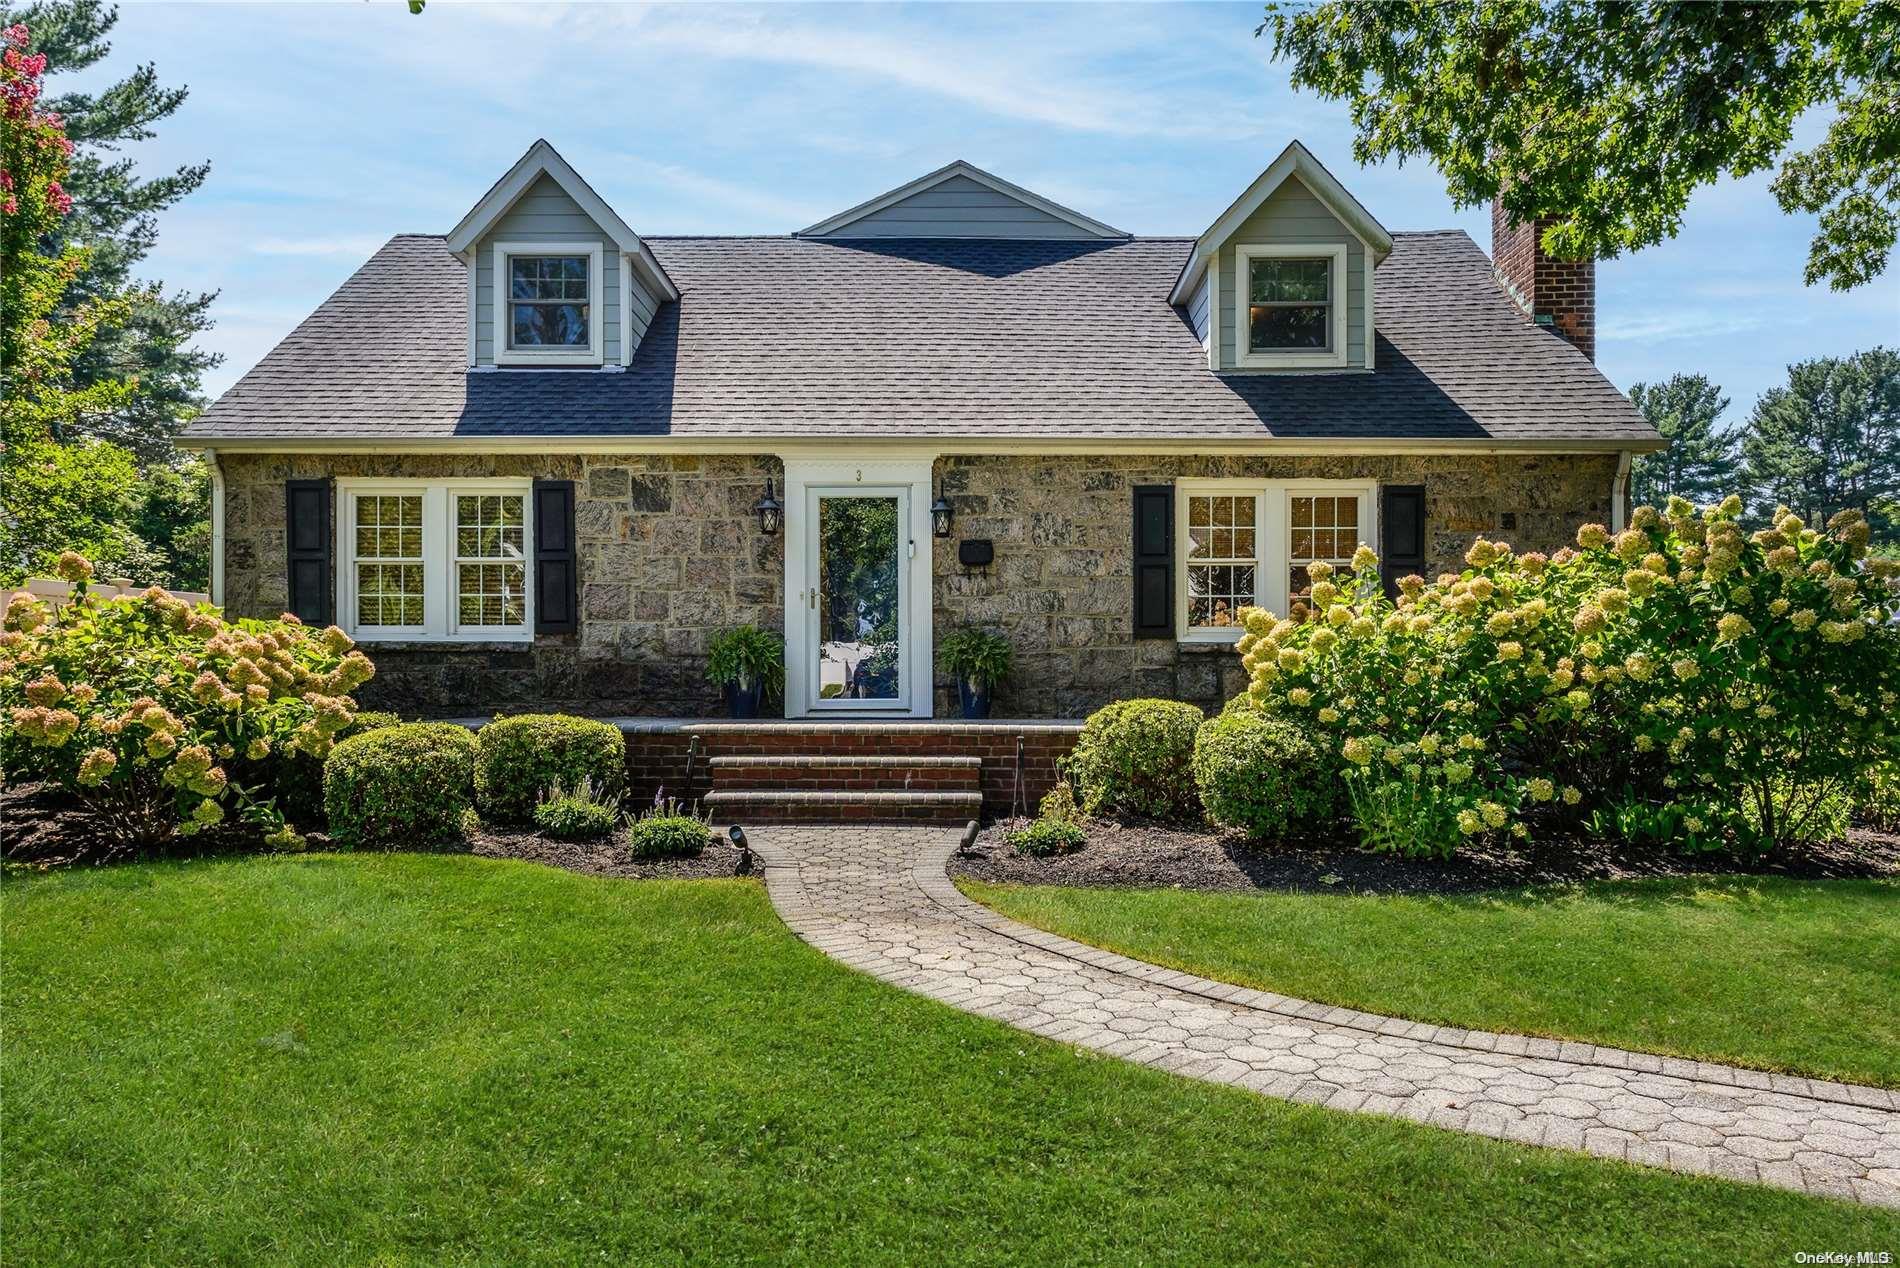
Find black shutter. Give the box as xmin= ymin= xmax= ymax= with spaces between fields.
xmin=533 ymin=479 xmax=578 ymax=635
xmin=1132 ymin=484 xmax=1173 ymax=638
xmin=1380 ymin=484 xmax=1426 ymax=599
xmin=285 ymin=479 xmax=333 ymax=625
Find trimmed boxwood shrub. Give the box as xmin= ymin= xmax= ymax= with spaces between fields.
xmin=269 ymin=710 xmax=403 ymax=830
xmin=474 ymin=714 xmax=625 ymax=824
xmin=1193 ymin=708 xmax=1338 ymax=840
xmin=1065 ymin=698 xmax=1204 ymax=821
xmin=323 ymin=723 xmax=476 ymax=848
xmin=626 ymin=813 xmax=710 ymax=859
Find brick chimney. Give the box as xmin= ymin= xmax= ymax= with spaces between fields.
xmin=1491 ymin=201 xmax=1595 ymax=361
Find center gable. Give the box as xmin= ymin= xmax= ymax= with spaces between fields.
xmin=797 ymin=160 xmax=1129 ymax=241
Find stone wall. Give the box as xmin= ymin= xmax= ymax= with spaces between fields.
xmin=219 ymin=452 xmax=782 ymax=716
xmin=930 ymin=452 xmax=1618 ymax=717
xmin=220 ymin=449 xmax=1615 ymax=719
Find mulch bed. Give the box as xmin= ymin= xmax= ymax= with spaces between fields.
xmin=467 ymin=825 xmax=755 ymax=881
xmin=949 ymin=817 xmax=1900 ymax=897
xmin=2 ymin=782 xmax=753 ymax=881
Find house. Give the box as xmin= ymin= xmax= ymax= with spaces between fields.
xmin=180 ymin=140 xmax=1661 ymax=723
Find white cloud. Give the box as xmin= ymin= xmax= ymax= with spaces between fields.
xmin=612 ymin=155 xmax=830 ymax=229
xmin=1600 ymin=310 xmax=1769 ymax=343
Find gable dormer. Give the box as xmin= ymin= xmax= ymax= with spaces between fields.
xmin=1170 ymin=142 xmax=1392 ymax=373
xmin=446 ymin=140 xmax=678 ymax=370
xmin=797 ymin=160 xmax=1129 ymax=240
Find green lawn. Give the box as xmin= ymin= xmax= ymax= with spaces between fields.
xmin=961 ymin=874 xmax=1900 ymax=1089
xmin=4 ymin=857 xmax=1891 ymax=1263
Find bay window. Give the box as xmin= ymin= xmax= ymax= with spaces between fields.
xmin=1176 ymin=480 xmax=1375 ymax=639
xmin=339 ymin=480 xmax=532 ymax=642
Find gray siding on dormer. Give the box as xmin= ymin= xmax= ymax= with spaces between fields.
xmin=1213 ymin=175 xmax=1368 ymax=371
xmin=810 ymin=174 xmax=1100 ymax=240
xmin=1187 ymin=268 xmax=1211 ymax=343
xmin=474 ymin=174 xmax=664 ymax=366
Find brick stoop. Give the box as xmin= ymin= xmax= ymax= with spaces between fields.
xmin=707 ymin=753 xmax=984 ymax=824
xmin=702 ymin=788 xmax=984 ymax=824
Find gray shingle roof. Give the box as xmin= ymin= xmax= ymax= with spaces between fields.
xmin=183 ymin=230 xmax=1657 ymax=445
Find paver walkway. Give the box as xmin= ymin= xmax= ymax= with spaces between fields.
xmin=748 ymin=825 xmax=1900 ymax=1208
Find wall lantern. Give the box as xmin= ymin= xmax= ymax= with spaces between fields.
xmin=754 ymin=478 xmax=783 ymax=536
xmin=930 ymin=485 xmax=954 ymax=539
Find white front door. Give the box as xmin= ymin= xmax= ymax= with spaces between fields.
xmin=783 ymin=459 xmax=934 ymax=717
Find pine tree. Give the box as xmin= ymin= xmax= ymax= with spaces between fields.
xmin=1740 ymin=348 xmax=1900 ymax=544
xmin=1626 ymin=374 xmax=1737 ymax=509
xmin=2 ymin=0 xmax=217 ymax=461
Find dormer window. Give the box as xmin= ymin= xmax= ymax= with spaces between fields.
xmin=1232 ymin=243 xmax=1348 ymax=369
xmin=509 ymin=255 xmax=589 ymax=347
xmin=492 ymin=240 xmax=604 ymax=365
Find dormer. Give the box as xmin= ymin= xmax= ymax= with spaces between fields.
xmin=1170 ymin=142 xmax=1392 ymax=373
xmin=446 ymin=140 xmax=678 ymax=370
xmin=796 ymin=159 xmax=1130 ymax=240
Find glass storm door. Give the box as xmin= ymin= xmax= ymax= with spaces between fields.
xmin=807 ymin=490 xmax=907 ymax=708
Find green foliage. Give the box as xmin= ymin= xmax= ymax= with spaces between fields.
xmin=0 ymin=438 xmax=146 ymax=585
xmin=1627 ymin=375 xmax=1736 ymax=509
xmin=704 ymin=625 xmax=785 ymax=697
xmin=532 ymin=775 xmax=620 ymax=841
xmin=473 ymin=713 xmax=625 ymax=824
xmin=123 ymin=456 xmax=211 ymax=590
xmin=1740 ymin=348 xmax=1899 ymax=546
xmin=1234 ymin=499 xmax=1900 ymax=857
xmin=624 ymin=809 xmax=710 ymax=859
xmin=1260 ymin=1 xmax=1899 ymax=289
xmin=0 ymin=556 xmax=375 ymax=851
xmin=3 ymin=0 xmax=217 ymax=459
xmin=1 ymin=18 xmax=131 ymax=455
xmin=323 ymin=723 xmax=475 ymax=849
xmin=1192 ymin=709 xmax=1338 ymax=841
xmin=1858 ymin=763 xmax=1900 ymax=832
xmin=270 ymin=709 xmax=400 ymax=831
xmin=1067 ymin=698 xmax=1204 ymax=822
xmin=1037 ymin=779 xmax=1081 ymax=825
xmin=936 ymin=626 xmax=1012 ymax=687
xmin=1005 ymin=816 xmax=1086 ymax=857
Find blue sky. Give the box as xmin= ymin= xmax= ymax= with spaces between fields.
xmin=75 ymin=1 xmax=1899 ymax=422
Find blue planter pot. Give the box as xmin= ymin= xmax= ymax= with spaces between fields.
xmin=725 ymin=678 xmax=764 ymax=719
xmin=957 ymin=676 xmax=993 ymax=720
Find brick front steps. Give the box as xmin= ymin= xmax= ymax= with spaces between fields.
xmin=614 ymin=720 xmax=1084 ymax=822
xmin=703 ymin=789 xmax=984 ymax=824
xmin=447 ymin=717 xmax=1083 ymax=823
xmin=705 ymin=753 xmax=986 ymax=824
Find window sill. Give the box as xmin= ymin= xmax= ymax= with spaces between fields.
xmin=348 ymin=638 xmax=535 ymax=653
xmin=1177 ymin=635 xmax=1243 ymax=653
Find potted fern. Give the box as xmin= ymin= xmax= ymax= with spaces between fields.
xmin=938 ymin=626 xmax=1012 ymax=719
xmin=706 ymin=625 xmax=785 ymax=718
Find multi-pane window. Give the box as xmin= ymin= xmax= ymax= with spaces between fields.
xmin=454 ymin=494 xmax=527 ymax=628
xmin=1248 ymin=257 xmax=1331 ymax=352
xmin=1289 ymin=494 xmax=1360 ymax=617
xmin=507 ymin=255 xmax=589 ymax=348
xmin=1184 ymin=493 xmax=1258 ymax=629
xmin=341 ymin=484 xmax=532 ymax=641
xmin=353 ymin=495 xmax=425 ymax=628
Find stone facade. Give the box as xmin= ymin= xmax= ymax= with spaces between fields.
xmin=220 ymin=449 xmax=1615 ymax=719
xmin=219 ymin=452 xmax=781 ymax=716
xmin=930 ymin=452 xmax=1618 ymax=717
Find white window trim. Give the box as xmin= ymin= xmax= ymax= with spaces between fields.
xmin=337 ymin=477 xmax=534 ymax=644
xmin=491 ymin=240 xmax=604 ymax=366
xmin=1232 ymin=243 xmax=1349 ymax=370
xmin=1175 ymin=478 xmax=1378 ymax=641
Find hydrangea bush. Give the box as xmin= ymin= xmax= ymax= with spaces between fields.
xmin=0 ymin=553 xmax=374 ymax=851
xmin=1235 ymin=499 xmax=1899 ymax=857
